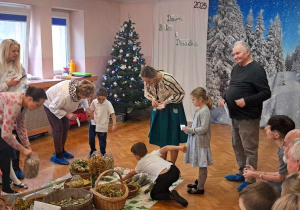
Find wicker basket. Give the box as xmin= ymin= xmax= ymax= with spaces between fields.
xmin=126 ymin=184 xmax=139 ymax=199
xmin=91 ymin=169 xmax=129 ymax=210
xmin=43 ymin=188 xmax=93 ymax=210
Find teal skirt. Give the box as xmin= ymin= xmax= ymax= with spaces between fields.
xmin=149 ymin=103 xmax=187 ymax=147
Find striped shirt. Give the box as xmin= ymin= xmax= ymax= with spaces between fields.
xmin=144 ymin=71 xmax=185 ymax=104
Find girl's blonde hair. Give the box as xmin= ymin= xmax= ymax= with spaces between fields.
xmin=0 ymin=39 xmax=22 ymax=72
xmin=272 ymin=193 xmax=300 ymax=210
xmin=191 ymin=87 xmax=212 ymax=109
xmin=76 ymin=80 xmax=95 ymax=97
xmin=282 ymin=172 xmax=300 ymax=195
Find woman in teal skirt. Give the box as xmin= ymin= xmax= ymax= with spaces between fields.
xmin=140 ymin=66 xmax=187 ymax=164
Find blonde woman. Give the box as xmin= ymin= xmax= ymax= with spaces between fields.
xmin=281 ymin=172 xmax=300 ymax=196
xmin=272 ymin=193 xmax=300 ymax=210
xmin=0 ymin=39 xmax=27 ymax=182
xmin=44 ymin=80 xmax=95 ymax=165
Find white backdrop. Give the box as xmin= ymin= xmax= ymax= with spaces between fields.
xmin=152 ymin=0 xmax=209 ymax=121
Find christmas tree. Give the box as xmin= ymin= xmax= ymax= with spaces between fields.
xmin=102 ymin=20 xmax=151 ymax=115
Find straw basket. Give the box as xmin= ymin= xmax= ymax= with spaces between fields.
xmin=126 ymin=184 xmax=139 ymax=199
xmin=91 ymin=169 xmax=129 ymax=210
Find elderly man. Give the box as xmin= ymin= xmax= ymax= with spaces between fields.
xmin=283 ymin=129 xmax=300 ymax=163
xmin=287 ymin=138 xmax=300 ymax=173
xmin=218 ymin=40 xmax=271 ymax=191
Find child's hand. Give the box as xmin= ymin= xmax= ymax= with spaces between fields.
xmin=182 ymin=127 xmax=188 ymax=134
xmin=179 ymin=145 xmax=187 ymax=153
xmin=112 ymin=124 xmax=117 ymax=132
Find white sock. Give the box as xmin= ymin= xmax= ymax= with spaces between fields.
xmin=10 ymin=161 xmax=21 ymax=185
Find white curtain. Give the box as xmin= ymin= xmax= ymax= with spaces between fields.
xmin=152 ymin=0 xmax=209 ymax=121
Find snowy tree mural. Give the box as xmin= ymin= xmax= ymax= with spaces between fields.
xmin=207 ymin=0 xmax=300 ymax=128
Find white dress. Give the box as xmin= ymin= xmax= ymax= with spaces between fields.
xmin=184 ymin=106 xmax=213 ymax=167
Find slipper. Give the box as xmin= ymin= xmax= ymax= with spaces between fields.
xmin=13 ymin=182 xmax=28 ymax=189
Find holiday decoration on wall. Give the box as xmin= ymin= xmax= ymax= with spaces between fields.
xmin=102 ymin=20 xmax=151 ymax=114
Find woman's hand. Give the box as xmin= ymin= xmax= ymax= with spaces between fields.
xmin=21 ymin=147 xmax=33 ymax=157
xmin=157 ymin=101 xmax=167 ymax=110
xmin=6 ymin=77 xmax=20 ymax=87
xmin=86 ymin=108 xmax=93 ymax=119
xmin=152 ymin=99 xmax=159 ymax=107
xmin=65 ymin=112 xmax=77 ymax=120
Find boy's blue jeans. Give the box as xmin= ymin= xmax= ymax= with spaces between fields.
xmin=88 ymin=123 xmax=107 ymax=156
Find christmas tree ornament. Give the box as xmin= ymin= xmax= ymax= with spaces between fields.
xmin=119 ymin=49 xmax=123 ymax=53
xmin=110 ymin=85 xmax=113 ymax=87
xmin=102 ymin=82 xmax=105 ymax=86
xmin=113 ymin=59 xmax=116 ymax=62
xmin=114 ymin=94 xmax=118 ymax=98
xmin=120 ymin=65 xmax=126 ymax=70
xmin=124 ymin=24 xmax=127 ymax=27
xmin=113 ymin=82 xmax=117 ymax=86
xmin=133 ymin=59 xmax=137 ymax=63
xmin=108 ymin=60 xmax=113 ymax=65
xmin=128 ymin=66 xmax=131 ymax=69
xmin=106 ymin=68 xmax=110 ymax=72
xmin=126 ymin=53 xmax=129 ymax=57
xmin=124 ymin=59 xmax=127 ymax=62
xmin=130 ymin=77 xmax=134 ymax=81
xmin=133 ymin=56 xmax=139 ymax=60
xmin=112 ymin=70 xmax=115 ymax=74
xmin=122 ymin=94 xmax=125 ymax=97
xmin=133 ymin=45 xmax=137 ymax=51
xmin=123 ymin=42 xmax=126 ymax=45
xmin=115 ymin=35 xmax=119 ymax=38
xmin=124 ymin=33 xmax=127 ymax=36
xmin=129 ymin=84 xmax=132 ymax=88
xmin=112 ymin=48 xmax=114 ymax=51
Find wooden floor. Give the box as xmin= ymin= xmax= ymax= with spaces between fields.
xmin=3 ymin=115 xmax=279 ymax=209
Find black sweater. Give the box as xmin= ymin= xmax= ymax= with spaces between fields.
xmin=224 ymin=61 xmax=271 ymax=120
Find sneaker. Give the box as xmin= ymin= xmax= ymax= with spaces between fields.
xmin=13 ymin=182 xmax=28 ymax=189
xmin=53 ymin=151 xmax=74 ymax=159
xmin=237 ymin=182 xmax=249 ymax=191
xmin=14 ymin=169 xmax=24 ymax=180
xmin=187 ymin=179 xmax=198 ymax=188
xmin=87 ymin=150 xmax=96 ymax=158
xmin=224 ymin=174 xmax=245 ymax=182
xmin=171 ymin=190 xmax=188 ymax=207
xmin=187 ymin=188 xmax=205 ymax=194
xmin=50 ymin=156 xmax=69 ymax=165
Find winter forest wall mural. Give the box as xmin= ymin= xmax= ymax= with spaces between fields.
xmin=207 ymin=0 xmax=300 ymax=128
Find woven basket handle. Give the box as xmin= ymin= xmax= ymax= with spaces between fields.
xmin=94 ymin=169 xmax=123 ymax=189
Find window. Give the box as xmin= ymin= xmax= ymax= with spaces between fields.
xmin=52 ymin=11 xmax=70 ymax=74
xmin=0 ymin=4 xmax=31 ymax=71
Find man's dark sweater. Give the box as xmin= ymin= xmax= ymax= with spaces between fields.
xmin=224 ymin=60 xmax=271 ymax=120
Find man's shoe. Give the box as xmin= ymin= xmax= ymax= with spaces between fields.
xmin=14 ymin=169 xmax=24 ymax=180
xmin=50 ymin=156 xmax=69 ymax=165
xmin=237 ymin=182 xmax=249 ymax=191
xmin=224 ymin=174 xmax=245 ymax=182
xmin=187 ymin=188 xmax=204 ymax=194
xmin=53 ymin=151 xmax=74 ymax=159
xmin=171 ymin=190 xmax=188 ymax=207
xmin=187 ymin=179 xmax=198 ymax=188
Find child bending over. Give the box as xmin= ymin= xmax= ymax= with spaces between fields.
xmin=123 ymin=142 xmax=188 ymax=207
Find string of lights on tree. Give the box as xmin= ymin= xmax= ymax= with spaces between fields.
xmin=102 ymin=20 xmax=151 ymax=114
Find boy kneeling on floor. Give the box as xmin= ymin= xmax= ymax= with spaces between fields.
xmin=123 ymin=142 xmax=188 ymax=207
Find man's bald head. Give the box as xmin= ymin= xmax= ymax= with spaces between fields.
xmin=285 ymin=129 xmax=300 ymax=145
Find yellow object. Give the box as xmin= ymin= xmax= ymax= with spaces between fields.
xmin=69 ymin=60 xmax=76 ymax=74
xmin=66 ymin=75 xmax=72 ymax=79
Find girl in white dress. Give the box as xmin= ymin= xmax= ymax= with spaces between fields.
xmin=182 ymin=87 xmax=213 ymax=194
